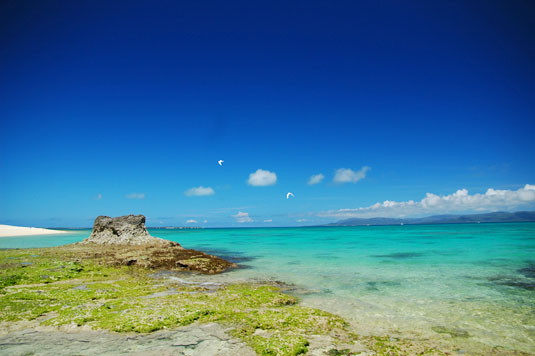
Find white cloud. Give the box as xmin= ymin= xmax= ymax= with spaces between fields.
xmin=264 ymin=219 xmax=273 ymax=223
xmin=233 ymin=211 xmax=253 ymax=223
xmin=186 ymin=219 xmax=198 ymax=224
xmin=333 ymin=166 xmax=370 ymax=184
xmin=185 ymin=186 xmax=215 ymax=197
xmin=297 ymin=219 xmax=308 ymax=222
xmin=203 ymin=219 xmax=208 ymax=223
xmin=126 ymin=193 xmax=145 ymax=199
xmin=95 ymin=193 xmax=102 ymax=200
xmin=318 ymin=184 xmax=535 ymax=219
xmin=308 ymin=173 xmax=324 ymax=185
xmin=247 ymin=169 xmax=277 ymax=186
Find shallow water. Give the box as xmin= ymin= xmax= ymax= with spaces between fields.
xmin=2 ymin=223 xmax=534 ymax=354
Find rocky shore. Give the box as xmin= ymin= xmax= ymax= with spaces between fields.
xmin=0 ymin=215 xmax=500 ymax=356
xmin=0 ymin=215 xmax=362 ymax=355
xmin=0 ymin=247 xmax=369 ymax=356
xmin=72 ymin=215 xmax=236 ymax=274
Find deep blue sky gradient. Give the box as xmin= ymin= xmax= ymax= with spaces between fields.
xmin=0 ymin=0 xmax=534 ymax=227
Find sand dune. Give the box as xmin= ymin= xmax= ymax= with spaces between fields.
xmin=0 ymin=224 xmax=68 ymax=237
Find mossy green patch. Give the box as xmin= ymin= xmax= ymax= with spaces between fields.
xmin=243 ymin=332 xmax=309 ymax=356
xmin=1 ymin=248 xmax=453 ymax=355
xmin=0 ymin=249 xmax=124 ymax=293
xmin=0 ymin=248 xmax=356 ymax=356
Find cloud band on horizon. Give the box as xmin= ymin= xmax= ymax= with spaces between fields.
xmin=317 ymin=184 xmax=535 ymax=219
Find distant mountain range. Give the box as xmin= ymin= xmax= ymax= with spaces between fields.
xmin=326 ymin=211 xmax=535 ymax=226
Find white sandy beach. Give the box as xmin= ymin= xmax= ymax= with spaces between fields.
xmin=0 ymin=224 xmax=68 ymax=237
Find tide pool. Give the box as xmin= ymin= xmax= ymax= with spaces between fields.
xmin=1 ymin=223 xmax=534 ymax=354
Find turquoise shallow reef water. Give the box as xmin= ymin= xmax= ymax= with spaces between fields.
xmin=1 ymin=223 xmax=534 ymax=354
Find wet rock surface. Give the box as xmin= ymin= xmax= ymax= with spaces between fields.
xmin=0 ymin=323 xmax=256 ymax=356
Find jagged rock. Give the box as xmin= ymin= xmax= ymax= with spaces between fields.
xmin=74 ymin=215 xmax=236 ymax=273
xmin=80 ymin=215 xmax=179 ymax=246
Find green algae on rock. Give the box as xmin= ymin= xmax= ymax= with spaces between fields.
xmin=0 ymin=249 xmax=358 ymax=356
xmin=0 ymin=212 xmax=483 ymax=356
xmin=50 ymin=243 xmax=237 ymax=274
xmin=68 ymin=214 xmax=237 ymax=274
xmin=2 ymin=249 xmax=508 ymax=356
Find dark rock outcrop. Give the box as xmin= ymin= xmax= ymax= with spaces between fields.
xmin=80 ymin=215 xmax=179 ymax=246
xmin=75 ymin=214 xmax=236 ymax=273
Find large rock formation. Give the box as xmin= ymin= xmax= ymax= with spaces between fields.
xmin=76 ymin=214 xmax=236 ymax=273
xmin=80 ymin=215 xmax=179 ymax=246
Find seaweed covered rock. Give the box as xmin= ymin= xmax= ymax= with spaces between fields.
xmin=60 ymin=243 xmax=237 ymax=273
xmin=75 ymin=214 xmax=236 ymax=273
xmin=81 ymin=215 xmax=178 ymax=246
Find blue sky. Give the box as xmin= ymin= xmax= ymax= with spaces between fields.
xmin=0 ymin=1 xmax=534 ymax=227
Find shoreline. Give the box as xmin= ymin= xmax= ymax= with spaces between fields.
xmin=2 ymin=266 xmax=528 ymax=356
xmin=0 ymin=224 xmax=68 ymax=237
xmin=1 ymin=247 xmax=532 ymax=356
xmin=1 ymin=230 xmax=534 ymax=356
xmin=0 ymin=247 xmax=366 ymax=356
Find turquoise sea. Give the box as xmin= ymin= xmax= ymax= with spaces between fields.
xmin=1 ymin=223 xmax=534 ymax=354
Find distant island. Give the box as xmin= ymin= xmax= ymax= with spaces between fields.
xmin=326 ymin=211 xmax=535 ymax=226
